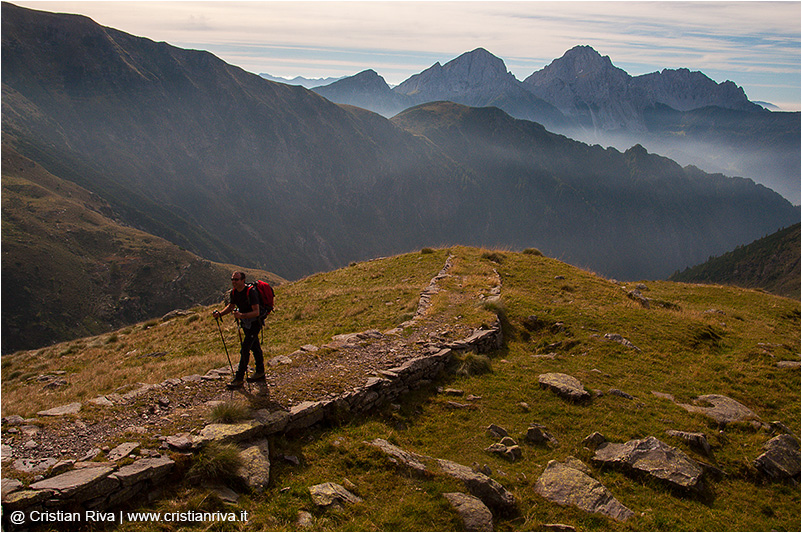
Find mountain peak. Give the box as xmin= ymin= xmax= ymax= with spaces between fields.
xmin=443 ymin=47 xmax=510 ymax=80
xmin=395 ymin=48 xmax=514 ymax=98
xmin=538 ymin=45 xmax=627 ymax=80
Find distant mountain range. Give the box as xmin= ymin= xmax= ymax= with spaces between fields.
xmin=312 ymin=46 xmax=800 ymax=203
xmin=260 ymin=73 xmax=345 ymax=88
xmin=2 ymin=2 xmax=799 ymax=350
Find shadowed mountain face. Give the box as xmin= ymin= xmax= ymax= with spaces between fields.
xmin=314 ymin=45 xmax=800 ymax=203
xmin=2 ymin=3 xmax=799 ymax=287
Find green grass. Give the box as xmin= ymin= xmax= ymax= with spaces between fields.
xmin=4 ymin=246 xmax=800 ymax=531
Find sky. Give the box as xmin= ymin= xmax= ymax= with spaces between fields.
xmin=13 ymin=1 xmax=802 ymax=111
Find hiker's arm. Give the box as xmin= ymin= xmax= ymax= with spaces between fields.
xmin=213 ymin=303 xmax=235 ymax=317
xmin=233 ymin=303 xmax=260 ymax=320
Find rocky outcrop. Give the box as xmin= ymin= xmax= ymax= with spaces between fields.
xmin=676 ymin=394 xmax=761 ymax=426
xmin=443 ymin=492 xmax=494 ymax=531
xmin=309 ymin=482 xmax=362 ymax=507
xmin=368 ymin=438 xmax=516 ymax=515
xmin=534 ymin=457 xmax=634 ymax=522
xmin=592 ymin=436 xmax=704 ymax=491
xmin=754 ymin=434 xmax=800 ymax=480
xmin=538 ymin=373 xmax=591 ymax=402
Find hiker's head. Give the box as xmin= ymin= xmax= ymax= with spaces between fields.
xmin=231 ymin=271 xmax=246 ymax=290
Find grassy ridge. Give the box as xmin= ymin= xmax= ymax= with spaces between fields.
xmin=2 ymin=247 xmax=799 ymax=530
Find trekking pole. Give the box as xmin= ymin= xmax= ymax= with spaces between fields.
xmin=235 ymin=318 xmax=251 ymax=392
xmin=215 ymin=315 xmax=235 ymax=378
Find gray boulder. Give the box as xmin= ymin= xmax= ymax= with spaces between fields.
xmin=368 ymin=438 xmax=516 ymax=514
xmin=665 ymin=430 xmax=712 ymax=457
xmin=535 ymin=458 xmax=634 ymax=521
xmin=236 ymin=439 xmax=271 ymax=491
xmin=444 ymin=492 xmax=494 ymax=531
xmin=593 ymin=436 xmax=703 ymax=490
xmin=754 ymin=434 xmax=800 ymax=480
xmin=677 ymin=394 xmax=760 ymax=426
xmin=538 ymin=373 xmax=590 ymax=402
xmin=309 ymin=482 xmax=362 ymax=507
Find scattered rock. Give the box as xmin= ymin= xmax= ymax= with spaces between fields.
xmin=538 ymin=373 xmax=590 ymax=402
xmin=487 ymin=424 xmax=509 ymax=439
xmin=108 ymin=442 xmax=139 ymax=461
xmin=368 ymin=439 xmax=516 ymax=514
xmin=776 ymin=361 xmax=800 ymax=369
xmin=36 ymin=402 xmax=82 ymax=417
xmin=485 ymin=441 xmax=522 ymax=462
xmin=296 ymin=510 xmax=314 ymax=529
xmin=12 ymin=457 xmax=57 ymax=474
xmin=444 ymin=492 xmax=494 ymax=531
xmin=608 ymin=388 xmax=634 ymax=400
xmin=665 ymin=430 xmax=712 ymax=457
xmin=677 ymin=394 xmax=760 ymax=426
xmin=535 ymin=458 xmax=634 ymax=521
xmin=525 ymin=424 xmax=558 ymax=446
xmin=603 ymin=333 xmax=640 ymax=351
xmin=88 ymin=396 xmax=115 ymax=407
xmin=165 ymin=433 xmax=196 ymax=451
xmin=593 ymin=436 xmax=704 ymax=491
xmin=309 ymin=482 xmax=363 ymax=507
xmin=754 ymin=434 xmax=800 ymax=480
xmin=581 ymin=432 xmax=607 ymax=451
xmin=236 ymin=439 xmax=271 ymax=491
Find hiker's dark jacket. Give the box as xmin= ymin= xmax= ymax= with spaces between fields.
xmin=229 ymin=286 xmax=260 ymax=329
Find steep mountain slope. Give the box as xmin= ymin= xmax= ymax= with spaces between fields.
xmin=313 ymin=69 xmax=412 ymax=117
xmin=669 ymin=224 xmax=800 ymax=299
xmin=1 ymin=2 xmax=477 ymax=279
xmin=391 ymin=102 xmax=798 ymax=280
xmin=393 ymin=47 xmax=568 ymax=129
xmin=2 ymin=3 xmax=798 ymax=291
xmin=1 ymin=148 xmax=284 ymax=353
xmin=523 ymin=45 xmax=760 ymax=132
xmin=315 ymin=45 xmax=800 ymax=203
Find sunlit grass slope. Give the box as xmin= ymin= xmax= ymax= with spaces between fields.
xmin=2 ymin=246 xmax=799 ymax=531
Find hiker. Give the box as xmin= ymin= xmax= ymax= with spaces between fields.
xmin=212 ymin=271 xmax=265 ymax=389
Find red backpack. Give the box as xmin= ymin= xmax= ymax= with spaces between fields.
xmin=248 ymin=280 xmax=274 ymax=318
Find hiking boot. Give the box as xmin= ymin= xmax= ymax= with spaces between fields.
xmin=226 ymin=377 xmax=244 ymax=389
xmin=246 ymin=372 xmax=266 ymax=382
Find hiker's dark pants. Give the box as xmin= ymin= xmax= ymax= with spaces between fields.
xmin=236 ymin=321 xmax=264 ymax=378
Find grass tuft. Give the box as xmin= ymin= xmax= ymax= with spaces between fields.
xmin=187 ymin=442 xmax=242 ymax=484
xmin=455 ymin=352 xmax=492 ymax=377
xmin=208 ymin=401 xmax=250 ymax=424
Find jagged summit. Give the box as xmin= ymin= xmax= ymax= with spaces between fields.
xmin=534 ymin=45 xmax=625 ymax=80
xmin=395 ymin=47 xmax=515 ymax=97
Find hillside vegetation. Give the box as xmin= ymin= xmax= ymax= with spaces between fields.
xmin=2 ymin=247 xmax=798 ymax=531
xmin=1 ymin=148 xmax=284 ymax=353
xmin=670 ymin=224 xmax=800 ymax=299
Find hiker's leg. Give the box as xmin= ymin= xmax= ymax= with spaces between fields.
xmin=252 ymin=325 xmax=265 ymax=374
xmin=236 ymin=335 xmax=253 ymax=379
xmin=239 ymin=324 xmax=261 ymax=375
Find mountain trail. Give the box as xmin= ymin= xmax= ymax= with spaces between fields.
xmin=4 ymin=255 xmax=498 ymax=467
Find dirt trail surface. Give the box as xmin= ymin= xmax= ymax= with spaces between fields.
xmin=3 ymin=255 xmax=498 ymax=465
